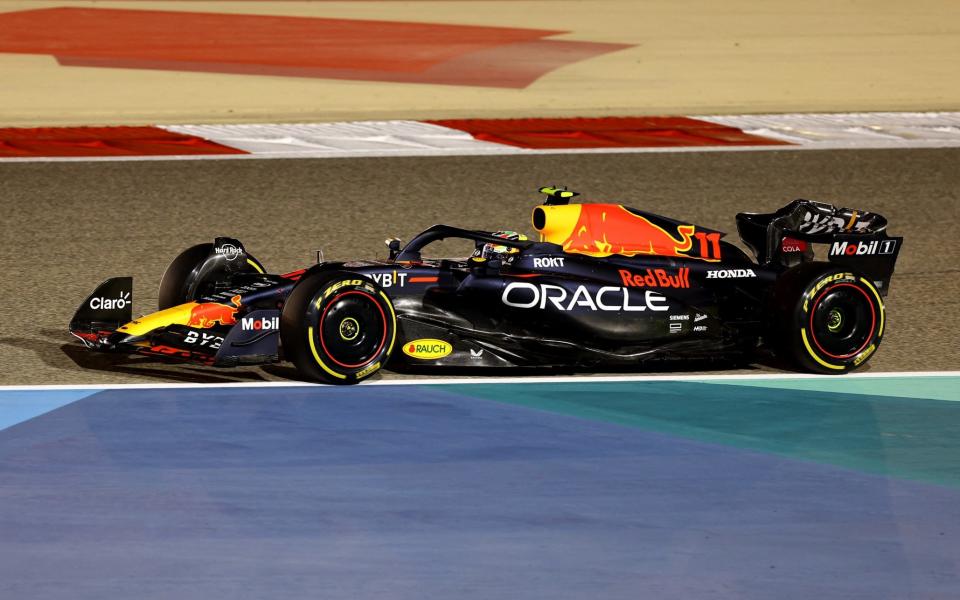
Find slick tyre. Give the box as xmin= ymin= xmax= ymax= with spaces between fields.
xmin=158 ymin=243 xmax=266 ymax=309
xmin=771 ymin=264 xmax=885 ymax=374
xmin=281 ymin=272 xmax=397 ymax=384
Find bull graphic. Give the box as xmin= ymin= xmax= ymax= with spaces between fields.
xmin=540 ymin=204 xmax=695 ymax=258
xmin=186 ymin=295 xmax=242 ymax=328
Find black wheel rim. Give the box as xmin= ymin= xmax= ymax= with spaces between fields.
xmin=317 ymin=290 xmax=387 ymax=368
xmin=809 ymin=283 xmax=876 ymax=359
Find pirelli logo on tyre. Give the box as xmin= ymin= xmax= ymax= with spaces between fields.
xmin=853 ymin=344 xmax=876 ymax=367
xmin=355 ymin=361 xmax=381 ymax=378
xmin=323 ymin=279 xmax=364 ymax=298
xmin=403 ymin=339 xmax=452 ymax=360
xmin=803 ymin=272 xmax=853 ymax=312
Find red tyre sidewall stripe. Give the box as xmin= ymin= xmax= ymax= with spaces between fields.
xmin=318 ymin=290 xmax=387 ymax=369
xmin=809 ymin=282 xmax=876 ymax=360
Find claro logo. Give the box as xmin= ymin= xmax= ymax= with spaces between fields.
xmin=502 ymin=282 xmax=668 ymax=312
xmin=403 ymin=339 xmax=452 ymax=360
xmin=89 ymin=291 xmax=130 ymax=310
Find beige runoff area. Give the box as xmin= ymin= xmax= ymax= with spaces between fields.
xmin=1 ymin=0 xmax=959 ymax=127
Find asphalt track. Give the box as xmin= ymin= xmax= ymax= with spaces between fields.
xmin=1 ymin=147 xmax=958 ymax=385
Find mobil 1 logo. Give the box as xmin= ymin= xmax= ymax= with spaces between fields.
xmin=829 ymin=235 xmax=901 ymax=259
xmin=830 ymin=239 xmax=897 ymax=257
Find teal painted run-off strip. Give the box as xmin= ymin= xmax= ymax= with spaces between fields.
xmin=705 ymin=375 xmax=960 ymax=402
xmin=0 ymin=390 xmax=98 ymax=432
xmin=441 ymin=377 xmax=960 ymax=487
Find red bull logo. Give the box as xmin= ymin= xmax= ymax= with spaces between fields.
xmin=619 ymin=268 xmax=690 ymax=288
xmin=535 ymin=204 xmax=695 ymax=258
xmin=187 ymin=295 xmax=241 ymax=328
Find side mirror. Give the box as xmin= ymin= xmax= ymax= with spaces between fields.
xmin=385 ymin=238 xmax=402 ymax=260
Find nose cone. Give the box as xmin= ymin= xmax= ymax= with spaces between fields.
xmin=116 ymin=303 xmax=196 ymax=336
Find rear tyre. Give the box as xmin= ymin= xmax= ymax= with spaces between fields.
xmin=770 ymin=264 xmax=885 ymax=374
xmin=158 ymin=243 xmax=266 ymax=309
xmin=280 ymin=272 xmax=397 ymax=384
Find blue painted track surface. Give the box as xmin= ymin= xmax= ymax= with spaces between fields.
xmin=1 ymin=382 xmax=958 ymax=599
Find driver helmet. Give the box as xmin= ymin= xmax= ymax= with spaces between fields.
xmin=475 ymin=230 xmax=528 ymax=261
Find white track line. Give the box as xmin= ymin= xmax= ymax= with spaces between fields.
xmin=697 ymin=112 xmax=960 ymax=146
xmin=1 ymin=371 xmax=958 ymax=392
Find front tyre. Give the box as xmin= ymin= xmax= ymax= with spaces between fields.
xmin=281 ymin=272 xmax=397 ymax=384
xmin=772 ymin=265 xmax=885 ymax=374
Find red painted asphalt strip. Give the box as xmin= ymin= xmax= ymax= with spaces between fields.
xmin=0 ymin=127 xmax=247 ymax=158
xmin=0 ymin=118 xmax=792 ymax=158
xmin=428 ymin=117 xmax=792 ymax=149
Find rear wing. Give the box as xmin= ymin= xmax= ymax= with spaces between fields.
xmin=737 ymin=199 xmax=902 ymax=296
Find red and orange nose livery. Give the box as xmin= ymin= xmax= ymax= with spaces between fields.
xmin=534 ymin=203 xmax=695 ymax=258
xmin=117 ymin=295 xmax=244 ymax=337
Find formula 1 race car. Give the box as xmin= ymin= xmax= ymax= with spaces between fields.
xmin=70 ymin=187 xmax=901 ymax=383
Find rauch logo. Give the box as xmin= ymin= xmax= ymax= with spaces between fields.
xmin=403 ymin=339 xmax=452 ymax=360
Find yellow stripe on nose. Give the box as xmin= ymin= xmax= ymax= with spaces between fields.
xmin=116 ymin=303 xmax=198 ymax=336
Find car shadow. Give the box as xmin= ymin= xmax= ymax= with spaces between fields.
xmin=384 ymin=357 xmax=772 ymax=380
xmin=57 ymin=343 xmax=271 ymax=384
xmin=259 ymin=364 xmax=307 ymax=382
xmin=1 ymin=331 xmax=271 ymax=384
xmin=8 ymin=329 xmax=796 ymax=386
